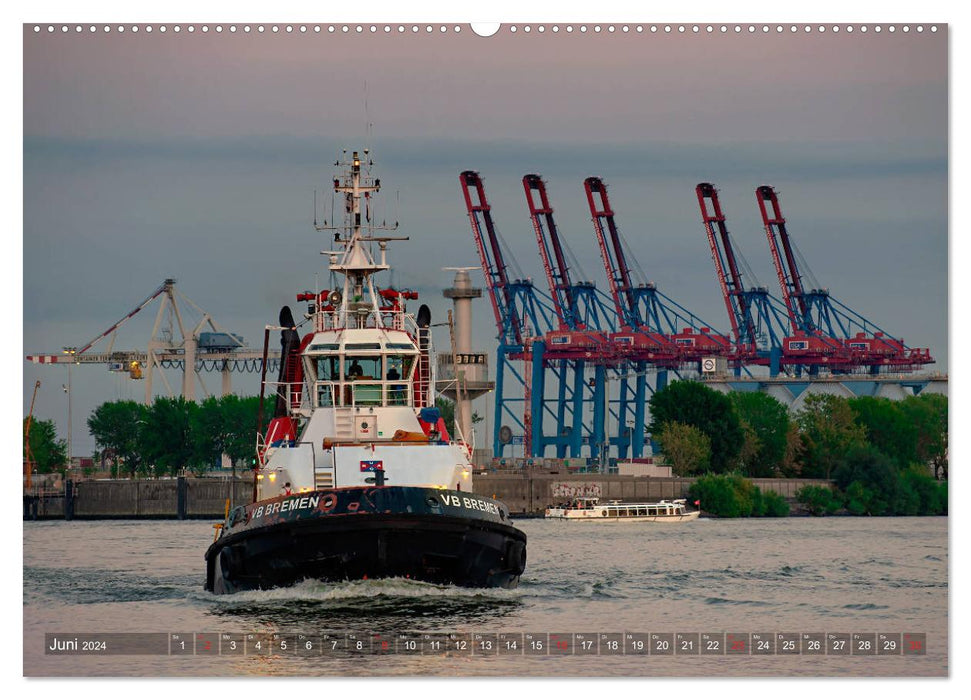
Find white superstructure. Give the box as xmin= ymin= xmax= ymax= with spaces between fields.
xmin=255 ymin=150 xmax=473 ymax=500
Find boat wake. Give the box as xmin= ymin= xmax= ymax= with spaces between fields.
xmin=198 ymin=577 xmax=524 ymax=627
xmin=201 ymin=576 xmax=524 ymax=603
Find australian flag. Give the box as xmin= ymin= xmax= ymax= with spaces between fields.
xmin=360 ymin=460 xmax=384 ymax=472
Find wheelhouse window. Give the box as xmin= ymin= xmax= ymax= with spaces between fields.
xmin=344 ymin=356 xmax=381 ymax=380
xmin=384 ymin=355 xmax=415 ymax=406
xmin=307 ymin=343 xmax=419 ymax=409
xmin=316 ymin=357 xmax=340 ymax=382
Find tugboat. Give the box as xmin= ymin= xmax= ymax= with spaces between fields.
xmin=205 ymin=150 xmax=526 ymax=594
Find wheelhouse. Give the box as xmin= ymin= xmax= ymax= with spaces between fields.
xmin=303 ymin=334 xmax=419 ymax=409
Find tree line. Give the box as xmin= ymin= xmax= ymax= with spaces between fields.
xmin=82 ymin=395 xmax=267 ymax=478
xmin=650 ymin=381 xmax=947 ymax=516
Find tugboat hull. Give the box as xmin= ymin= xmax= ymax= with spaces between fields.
xmin=205 ymin=486 xmax=526 ymax=594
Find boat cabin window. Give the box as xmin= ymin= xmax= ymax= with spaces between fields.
xmin=385 ymin=355 xmax=413 ymax=406
xmin=345 ymin=356 xmax=381 ymax=380
xmin=309 ymin=348 xmax=418 ymax=409
xmin=316 ymin=357 xmax=340 ymax=382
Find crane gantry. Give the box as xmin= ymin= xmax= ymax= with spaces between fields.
xmin=26 ymin=279 xmax=281 ymax=404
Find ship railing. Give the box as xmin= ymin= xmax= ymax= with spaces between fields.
xmin=260 ymin=379 xmax=308 ymax=417
xmin=312 ymin=306 xmax=420 ymax=336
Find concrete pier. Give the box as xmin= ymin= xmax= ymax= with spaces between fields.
xmin=23 ymin=477 xmax=252 ymax=520
xmin=472 ymin=473 xmax=834 ymax=515
xmin=23 ymin=474 xmax=832 ymax=519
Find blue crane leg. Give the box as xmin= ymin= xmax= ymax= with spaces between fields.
xmin=571 ymin=360 xmax=585 ymax=458
xmin=493 ymin=351 xmax=507 ymax=458
xmin=592 ymin=365 xmax=606 ymax=463
xmin=633 ymin=363 xmax=647 ymax=458
xmin=530 ymin=340 xmax=546 ymax=458
xmin=555 ymin=359 xmax=568 ymax=458
xmin=769 ymin=347 xmax=781 ymax=377
xmin=617 ymin=373 xmax=631 ymax=459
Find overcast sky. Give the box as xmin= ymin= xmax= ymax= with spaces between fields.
xmin=22 ymin=25 xmax=947 ymax=455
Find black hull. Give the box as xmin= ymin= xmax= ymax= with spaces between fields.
xmin=204 ymin=488 xmax=526 ymax=594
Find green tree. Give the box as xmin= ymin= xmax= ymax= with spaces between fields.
xmin=729 ymin=391 xmax=791 ymax=476
xmin=848 ymin=396 xmax=916 ymax=469
xmin=794 ymin=394 xmax=866 ymax=479
xmin=900 ymin=394 xmax=947 ymax=480
xmin=654 ymin=421 xmax=711 ymax=475
xmin=780 ymin=422 xmax=803 ymax=477
xmin=87 ymin=400 xmax=147 ymax=478
xmin=833 ymin=444 xmax=899 ymax=516
xmin=222 ymin=395 xmax=264 ymax=470
xmin=687 ymin=473 xmax=784 ymax=517
xmin=648 ymin=381 xmax=743 ymax=473
xmin=142 ymin=397 xmax=197 ymax=477
xmin=24 ymin=417 xmax=67 ymax=474
xmin=190 ymin=396 xmax=227 ymax=476
xmin=844 ymin=481 xmax=873 ymax=516
xmin=795 ymin=484 xmax=841 ymax=516
xmin=689 ymin=474 xmax=745 ymax=517
xmin=761 ymin=490 xmax=791 ymax=517
xmin=899 ymin=466 xmax=945 ymax=515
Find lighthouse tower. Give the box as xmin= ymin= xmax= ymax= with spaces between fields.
xmin=437 ymin=268 xmax=494 ymax=452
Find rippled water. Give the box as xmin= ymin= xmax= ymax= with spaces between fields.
xmin=23 ymin=516 xmax=947 ymax=677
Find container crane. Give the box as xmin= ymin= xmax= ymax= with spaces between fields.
xmin=460 ymin=171 xmax=557 ymax=457
xmin=584 ymin=176 xmax=734 ymax=458
xmin=757 ymin=185 xmax=933 ymax=373
xmin=585 ymin=176 xmax=733 ymax=368
xmin=523 ymin=174 xmax=619 ymax=458
xmin=696 ymin=182 xmax=791 ymax=375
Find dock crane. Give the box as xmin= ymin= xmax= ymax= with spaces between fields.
xmin=460 ymin=171 xmax=557 ymax=457
xmin=584 ymin=176 xmax=734 ymax=457
xmin=696 ymin=183 xmax=791 ymax=375
xmin=523 ymin=174 xmax=618 ymax=458
xmin=584 ymin=176 xmax=733 ymax=367
xmin=26 ymin=279 xmax=281 ymax=404
xmin=757 ymin=185 xmax=933 ymax=373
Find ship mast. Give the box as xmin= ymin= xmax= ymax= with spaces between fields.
xmin=322 ymin=150 xmax=407 ymax=329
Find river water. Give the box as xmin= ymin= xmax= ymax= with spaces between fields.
xmin=23 ymin=516 xmax=947 ymax=678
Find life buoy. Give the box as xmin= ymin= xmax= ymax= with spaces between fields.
xmin=319 ymin=493 xmax=337 ymax=512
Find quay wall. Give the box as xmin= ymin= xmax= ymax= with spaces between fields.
xmin=23 ymin=477 xmax=252 ymax=521
xmin=470 ymin=473 xmax=834 ymax=515
xmin=24 ymin=475 xmax=832 ymax=520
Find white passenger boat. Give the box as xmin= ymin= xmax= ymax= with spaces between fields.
xmin=545 ymin=497 xmax=700 ymax=522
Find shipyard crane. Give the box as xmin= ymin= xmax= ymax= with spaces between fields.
xmin=523 ymin=174 xmax=620 ymax=458
xmin=460 ymin=171 xmax=557 ymax=457
xmin=26 ymin=279 xmax=282 ymax=404
xmin=757 ymin=186 xmax=933 ymax=373
xmin=585 ymin=177 xmax=733 ymax=368
xmin=696 ymin=183 xmax=792 ymax=375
